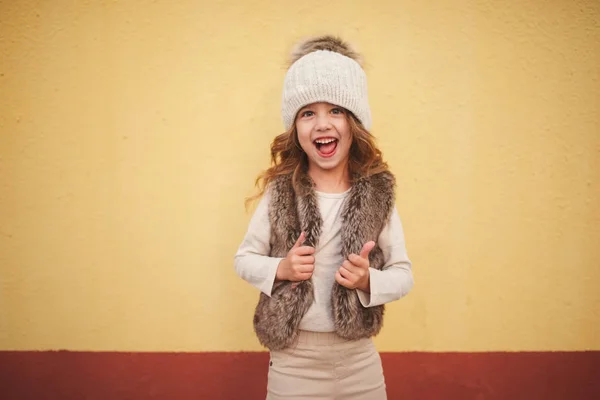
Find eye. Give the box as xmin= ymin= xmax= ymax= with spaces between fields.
xmin=331 ymin=108 xmax=344 ymax=115
xmin=300 ymin=110 xmax=314 ymax=118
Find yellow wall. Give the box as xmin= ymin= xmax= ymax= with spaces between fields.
xmin=1 ymin=0 xmax=598 ymax=352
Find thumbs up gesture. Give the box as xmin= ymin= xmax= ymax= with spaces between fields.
xmin=335 ymin=241 xmax=375 ymax=292
xmin=276 ymin=232 xmax=316 ymax=282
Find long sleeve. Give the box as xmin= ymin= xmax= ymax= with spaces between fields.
xmin=234 ymin=191 xmax=283 ymax=297
xmin=357 ymin=206 xmax=414 ymax=307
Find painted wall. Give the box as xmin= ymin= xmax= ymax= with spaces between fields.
xmin=1 ymin=0 xmax=598 ymax=355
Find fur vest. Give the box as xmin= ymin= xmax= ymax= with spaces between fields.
xmin=253 ymin=170 xmax=396 ymax=350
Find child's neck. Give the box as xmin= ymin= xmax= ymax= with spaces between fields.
xmin=308 ymin=164 xmax=351 ymax=194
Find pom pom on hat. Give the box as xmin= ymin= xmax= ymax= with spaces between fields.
xmin=288 ymin=35 xmax=364 ymax=67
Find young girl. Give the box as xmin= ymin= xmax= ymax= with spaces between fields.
xmin=235 ymin=35 xmax=414 ymax=400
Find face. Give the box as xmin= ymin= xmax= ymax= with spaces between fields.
xmin=295 ymin=102 xmax=352 ymax=173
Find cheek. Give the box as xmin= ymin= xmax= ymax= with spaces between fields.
xmin=338 ymin=123 xmax=352 ymax=150
xmin=295 ymin=125 xmax=313 ymax=151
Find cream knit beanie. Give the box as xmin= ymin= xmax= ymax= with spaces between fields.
xmin=281 ymin=36 xmax=371 ymax=130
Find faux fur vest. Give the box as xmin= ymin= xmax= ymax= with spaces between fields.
xmin=253 ymin=170 xmax=396 ymax=350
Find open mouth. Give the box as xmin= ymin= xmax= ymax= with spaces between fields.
xmin=314 ymin=137 xmax=338 ymax=158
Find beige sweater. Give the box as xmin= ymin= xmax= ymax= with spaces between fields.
xmin=235 ymin=188 xmax=414 ymax=332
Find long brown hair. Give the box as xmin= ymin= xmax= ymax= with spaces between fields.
xmin=245 ymin=111 xmax=388 ymax=208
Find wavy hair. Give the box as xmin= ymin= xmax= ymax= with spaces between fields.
xmin=245 ymin=111 xmax=388 ymax=208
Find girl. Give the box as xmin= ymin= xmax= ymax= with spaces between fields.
xmin=235 ymin=35 xmax=414 ymax=400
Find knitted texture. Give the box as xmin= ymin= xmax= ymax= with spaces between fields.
xmin=281 ymin=50 xmax=372 ymax=130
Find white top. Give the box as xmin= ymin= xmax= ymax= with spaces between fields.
xmin=234 ymin=188 xmax=414 ymax=332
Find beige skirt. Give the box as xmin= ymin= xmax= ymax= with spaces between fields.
xmin=266 ymin=330 xmax=387 ymax=400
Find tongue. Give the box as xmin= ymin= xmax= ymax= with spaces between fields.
xmin=320 ymin=141 xmax=337 ymax=155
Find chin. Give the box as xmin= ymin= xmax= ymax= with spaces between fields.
xmin=310 ymin=158 xmax=342 ymax=171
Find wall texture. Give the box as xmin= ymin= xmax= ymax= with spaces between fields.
xmin=1 ymin=0 xmax=598 ymax=398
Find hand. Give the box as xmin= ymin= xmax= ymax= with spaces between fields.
xmin=335 ymin=241 xmax=375 ymax=292
xmin=276 ymin=232 xmax=315 ymax=282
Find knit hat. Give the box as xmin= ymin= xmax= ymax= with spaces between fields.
xmin=281 ymin=36 xmax=372 ymax=130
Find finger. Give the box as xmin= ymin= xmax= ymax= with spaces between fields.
xmin=291 ymin=272 xmax=313 ymax=282
xmin=348 ymin=253 xmax=369 ymax=268
xmin=296 ymin=255 xmax=315 ymax=265
xmin=296 ymin=264 xmax=314 ymax=273
xmin=290 ymin=254 xmax=313 ymax=267
xmin=336 ymin=270 xmax=354 ymax=289
xmin=339 ymin=264 xmax=356 ymax=280
xmin=299 ymin=272 xmax=313 ymax=280
xmin=292 ymin=232 xmax=306 ymax=250
xmin=359 ymin=241 xmax=376 ymax=259
xmin=342 ymin=261 xmax=368 ymax=281
xmin=342 ymin=260 xmax=360 ymax=274
xmin=294 ymin=245 xmax=315 ymax=255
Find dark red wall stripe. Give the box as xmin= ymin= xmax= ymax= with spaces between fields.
xmin=1 ymin=351 xmax=599 ymax=399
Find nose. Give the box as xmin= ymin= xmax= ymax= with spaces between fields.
xmin=315 ymin=113 xmax=332 ymax=132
